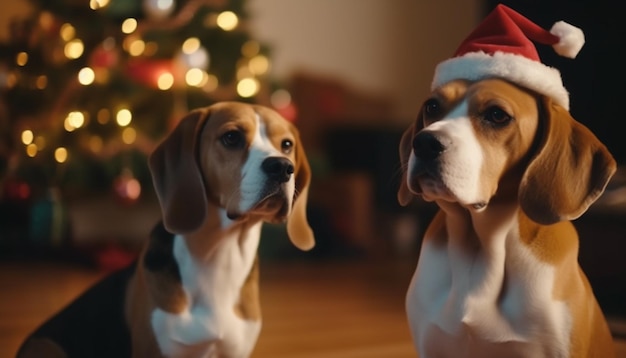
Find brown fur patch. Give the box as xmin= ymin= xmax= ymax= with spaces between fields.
xmin=234 ymin=256 xmax=262 ymax=321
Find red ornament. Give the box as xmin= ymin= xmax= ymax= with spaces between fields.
xmin=113 ymin=170 xmax=141 ymax=206
xmin=125 ymin=58 xmax=183 ymax=89
xmin=275 ymin=102 xmax=298 ymax=123
xmin=2 ymin=178 xmax=31 ymax=202
xmin=89 ymin=45 xmax=119 ymax=69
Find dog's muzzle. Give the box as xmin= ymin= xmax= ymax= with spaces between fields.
xmin=262 ymin=157 xmax=294 ymax=183
xmin=412 ymin=131 xmax=445 ymax=177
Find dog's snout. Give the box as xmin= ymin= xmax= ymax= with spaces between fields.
xmin=262 ymin=157 xmax=294 ymax=183
xmin=413 ymin=132 xmax=445 ymax=161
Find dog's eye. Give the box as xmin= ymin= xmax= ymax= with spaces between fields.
xmin=281 ymin=139 xmax=293 ymax=154
xmin=221 ymin=130 xmax=244 ymax=149
xmin=423 ymin=98 xmax=441 ymax=117
xmin=483 ymin=106 xmax=512 ymax=126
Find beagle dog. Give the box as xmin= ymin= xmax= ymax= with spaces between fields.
xmin=398 ymin=79 xmax=616 ymax=357
xmin=18 ymin=101 xmax=315 ymax=358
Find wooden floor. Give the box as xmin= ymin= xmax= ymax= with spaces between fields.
xmin=1 ymin=258 xmax=624 ymax=358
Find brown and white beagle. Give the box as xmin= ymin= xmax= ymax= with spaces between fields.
xmin=18 ymin=101 xmax=315 ymax=358
xmin=398 ymin=79 xmax=616 ymax=357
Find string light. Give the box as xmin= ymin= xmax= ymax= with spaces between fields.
xmin=237 ymin=77 xmax=259 ymax=98
xmin=64 ymin=39 xmax=84 ymax=59
xmin=89 ymin=0 xmax=110 ymax=10
xmin=185 ymin=68 xmax=207 ymax=87
xmin=16 ymin=52 xmax=28 ymax=66
xmin=122 ymin=18 xmax=138 ymax=34
xmin=128 ymin=39 xmax=146 ymax=56
xmin=78 ymin=67 xmax=95 ymax=85
xmin=55 ymin=147 xmax=68 ymax=163
xmin=182 ymin=38 xmax=201 ymax=54
xmin=21 ymin=130 xmax=34 ymax=145
xmin=35 ymin=75 xmax=48 ymax=89
xmin=60 ymin=24 xmax=75 ymax=41
xmin=122 ymin=127 xmax=136 ymax=144
xmin=249 ymin=55 xmax=269 ymax=75
xmin=157 ymin=72 xmax=174 ymax=90
xmin=216 ymin=11 xmax=238 ymax=31
xmin=116 ymin=109 xmax=132 ymax=126
xmin=241 ymin=41 xmax=260 ymax=58
xmin=64 ymin=111 xmax=84 ymax=132
xmin=26 ymin=144 xmax=38 ymax=157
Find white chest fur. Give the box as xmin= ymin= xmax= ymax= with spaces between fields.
xmin=151 ymin=224 xmax=262 ymax=357
xmin=406 ymin=217 xmax=573 ymax=358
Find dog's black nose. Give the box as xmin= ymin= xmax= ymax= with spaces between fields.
xmin=262 ymin=157 xmax=295 ymax=183
xmin=413 ymin=131 xmax=445 ymax=161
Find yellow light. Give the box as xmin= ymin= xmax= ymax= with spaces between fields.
xmin=203 ymin=74 xmax=218 ymax=92
xmin=241 ymin=41 xmax=260 ymax=58
xmin=67 ymin=111 xmax=85 ymax=129
xmin=128 ymin=39 xmax=145 ymax=56
xmin=60 ymin=23 xmax=75 ymax=41
xmin=122 ymin=127 xmax=136 ymax=144
xmin=157 ymin=72 xmax=174 ymax=90
xmin=249 ymin=55 xmax=269 ymax=75
xmin=237 ymin=78 xmax=259 ymax=98
xmin=97 ymin=108 xmax=110 ymax=124
xmin=182 ymin=37 xmax=201 ymax=54
xmin=26 ymin=144 xmax=38 ymax=157
xmin=16 ymin=52 xmax=28 ymax=66
xmin=39 ymin=12 xmax=54 ymax=30
xmin=185 ymin=68 xmax=206 ymax=87
xmin=64 ymin=118 xmax=76 ymax=132
xmin=35 ymin=75 xmax=48 ymax=89
xmin=116 ymin=109 xmax=132 ymax=126
xmin=5 ymin=73 xmax=17 ymax=89
xmin=55 ymin=147 xmax=68 ymax=163
xmin=21 ymin=130 xmax=34 ymax=145
xmin=64 ymin=39 xmax=84 ymax=59
xmin=89 ymin=136 xmax=103 ymax=153
xmin=90 ymin=0 xmax=110 ymax=10
xmin=216 ymin=11 xmax=238 ymax=31
xmin=78 ymin=67 xmax=95 ymax=85
xmin=121 ymin=18 xmax=138 ymax=34
xmin=271 ymin=89 xmax=292 ymax=109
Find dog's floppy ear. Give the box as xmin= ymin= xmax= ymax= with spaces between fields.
xmin=519 ymin=97 xmax=616 ymax=225
xmin=286 ymin=128 xmax=315 ymax=251
xmin=149 ymin=110 xmax=209 ymax=234
xmin=398 ymin=117 xmax=421 ymax=206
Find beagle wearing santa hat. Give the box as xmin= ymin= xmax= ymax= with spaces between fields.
xmin=18 ymin=102 xmax=315 ymax=358
xmin=398 ymin=5 xmax=616 ymax=358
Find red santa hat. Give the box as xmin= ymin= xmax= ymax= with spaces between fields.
xmin=431 ymin=4 xmax=585 ymax=110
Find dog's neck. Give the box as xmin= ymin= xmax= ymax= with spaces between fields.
xmin=435 ymin=199 xmax=521 ymax=301
xmin=181 ymin=204 xmax=263 ymax=262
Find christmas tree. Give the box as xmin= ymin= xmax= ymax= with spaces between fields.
xmin=0 ymin=0 xmax=293 ymax=244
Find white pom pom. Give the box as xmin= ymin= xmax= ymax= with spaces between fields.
xmin=550 ymin=21 xmax=585 ymax=59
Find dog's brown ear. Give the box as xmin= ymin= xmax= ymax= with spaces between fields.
xmin=398 ymin=121 xmax=417 ymax=206
xmin=149 ymin=111 xmax=209 ymax=234
xmin=286 ymin=128 xmax=315 ymax=251
xmin=519 ymin=98 xmax=616 ymax=225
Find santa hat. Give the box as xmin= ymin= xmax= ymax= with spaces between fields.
xmin=431 ymin=4 xmax=584 ymax=110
